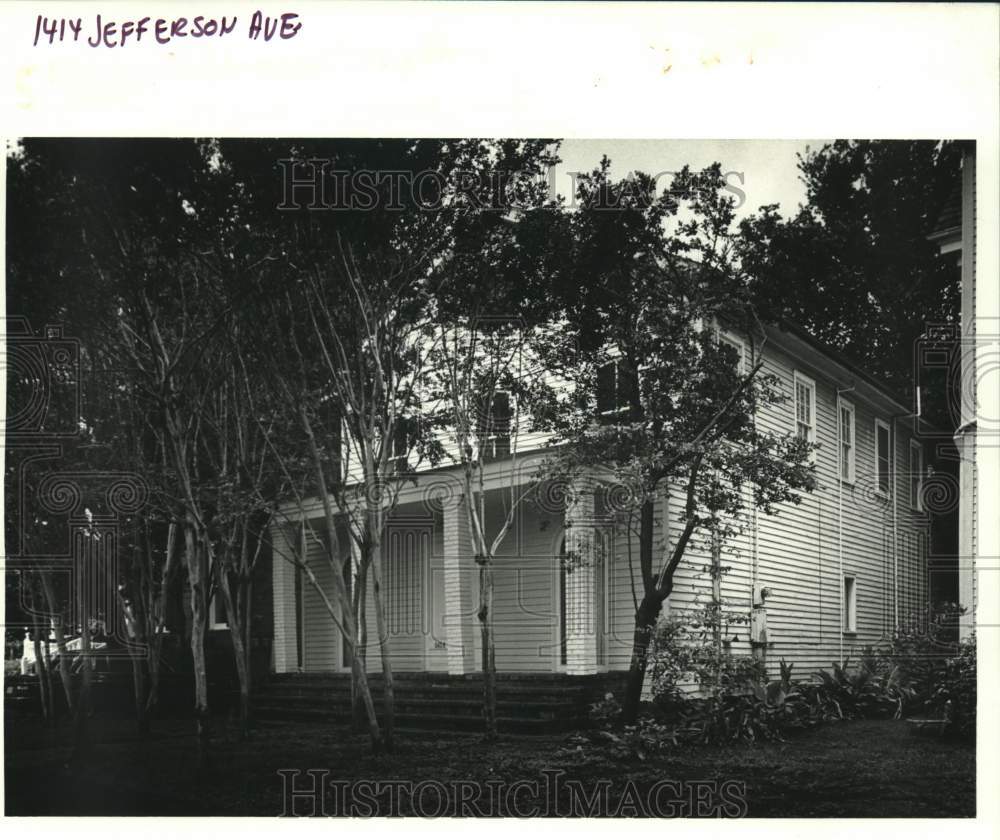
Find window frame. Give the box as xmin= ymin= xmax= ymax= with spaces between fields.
xmin=208 ymin=590 xmax=229 ymax=630
xmin=843 ymin=574 xmax=857 ymax=634
xmin=874 ymin=417 xmax=892 ymax=498
xmin=909 ymin=439 xmax=923 ymax=511
xmin=479 ymin=390 xmax=513 ymax=462
xmin=838 ymin=399 xmax=856 ymax=484
xmin=716 ymin=327 xmax=747 ymax=376
xmin=792 ymin=371 xmax=817 ymax=446
xmin=596 ymin=358 xmax=638 ymax=422
xmin=386 ymin=417 xmax=412 ymax=474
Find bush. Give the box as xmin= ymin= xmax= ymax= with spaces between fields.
xmin=648 ymin=610 xmax=765 ymax=706
xmin=589 ymin=691 xmax=622 ymax=727
xmin=811 ymin=658 xmax=915 ymax=720
xmin=929 ymin=635 xmax=976 ymax=740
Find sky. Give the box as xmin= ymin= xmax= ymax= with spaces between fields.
xmin=553 ymin=139 xmax=831 ymax=220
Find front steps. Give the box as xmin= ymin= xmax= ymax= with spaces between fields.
xmin=254 ymin=671 xmax=627 ymax=734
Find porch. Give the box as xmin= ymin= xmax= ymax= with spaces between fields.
xmin=270 ymin=473 xmax=624 ymax=680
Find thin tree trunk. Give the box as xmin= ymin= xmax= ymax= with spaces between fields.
xmin=184 ymin=525 xmax=211 ymax=752
xmin=351 ymin=560 xmax=367 ymax=731
xmin=369 ymin=539 xmax=395 ymax=752
xmin=130 ymin=651 xmax=149 ymax=735
xmin=70 ymin=610 xmax=93 ymax=765
xmin=42 ymin=636 xmax=55 ymax=720
xmin=478 ymin=558 xmax=497 ymax=741
xmin=297 ymin=403 xmax=382 ymax=750
xmin=32 ymin=629 xmax=51 ymax=722
xmin=218 ymin=566 xmax=250 ymax=740
xmin=39 ymin=570 xmax=76 ymax=717
xmin=243 ymin=573 xmax=253 ymax=707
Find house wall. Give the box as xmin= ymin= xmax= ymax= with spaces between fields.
xmin=596 ymin=333 xmax=932 ymax=680
xmin=278 ymin=327 xmax=933 ymax=680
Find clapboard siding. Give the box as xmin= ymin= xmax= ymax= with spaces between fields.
xmin=301 ymin=522 xmax=340 ymax=672
xmin=291 ymin=325 xmax=932 ymax=680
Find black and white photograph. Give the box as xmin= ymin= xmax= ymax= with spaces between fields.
xmin=1 ymin=2 xmax=997 ymax=828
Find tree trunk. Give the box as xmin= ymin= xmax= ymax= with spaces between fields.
xmin=243 ymin=574 xmax=253 ymax=704
xmin=478 ymin=558 xmax=498 ymax=741
xmin=218 ymin=567 xmax=251 ymax=740
xmin=42 ymin=636 xmax=56 ymax=721
xmin=622 ymin=594 xmax=663 ymax=724
xmin=352 ymin=560 xmax=368 ymax=731
xmin=145 ymin=630 xmax=163 ymax=719
xmin=70 ymin=611 xmax=93 ymax=765
xmin=369 ymin=541 xmax=396 ymax=752
xmin=184 ymin=525 xmax=211 ymax=751
xmin=130 ymin=650 xmax=150 ymax=736
xmin=32 ymin=630 xmax=51 ymax=722
xmin=38 ymin=570 xmax=76 ymax=717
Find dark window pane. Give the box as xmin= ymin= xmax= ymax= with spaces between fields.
xmin=596 ymin=362 xmax=616 ymax=415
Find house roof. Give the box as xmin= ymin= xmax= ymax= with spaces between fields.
xmin=772 ymin=319 xmax=945 ymax=432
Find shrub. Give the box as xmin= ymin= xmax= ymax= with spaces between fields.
xmin=812 ymin=658 xmax=915 ymax=720
xmin=929 ymin=635 xmax=976 ymax=740
xmin=648 ymin=610 xmax=766 ymax=706
xmin=589 ymin=691 xmax=622 ymax=726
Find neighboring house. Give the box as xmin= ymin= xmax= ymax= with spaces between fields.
xmin=928 ymin=141 xmax=978 ymax=639
xmin=268 ymin=319 xmax=933 ymax=685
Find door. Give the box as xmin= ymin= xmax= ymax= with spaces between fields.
xmin=383 ymin=520 xmax=431 ymax=671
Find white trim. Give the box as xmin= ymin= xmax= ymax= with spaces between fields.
xmin=874 ymin=417 xmax=892 ymax=498
xmin=909 ymin=440 xmax=924 ymax=512
xmin=843 ymin=574 xmax=857 ymax=634
xmin=837 ymin=399 xmax=856 ymax=484
xmin=209 ymin=593 xmax=229 ymax=630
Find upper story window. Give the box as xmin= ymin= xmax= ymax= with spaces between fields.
xmin=839 ymin=400 xmax=856 ymax=483
xmin=387 ymin=418 xmax=413 ymax=473
xmin=596 ymin=359 xmax=638 ymax=423
xmin=717 ymin=330 xmax=746 ymax=375
xmin=909 ymin=440 xmax=923 ymax=511
xmin=875 ymin=418 xmax=892 ymax=497
xmin=479 ymin=391 xmax=512 ymax=462
xmin=793 ymin=372 xmax=816 ymax=444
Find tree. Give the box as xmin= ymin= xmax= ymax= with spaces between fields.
xmin=7 ymin=138 xmax=233 ymax=749
xmin=213 ymin=138 xmax=562 ymax=748
xmin=739 ymin=140 xmax=961 ymax=427
xmin=538 ymin=162 xmax=816 ymax=722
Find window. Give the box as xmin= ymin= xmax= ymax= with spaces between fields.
xmin=875 ymin=419 xmax=892 ymax=496
xmin=843 ymin=575 xmax=857 ymax=633
xmin=387 ymin=418 xmax=412 ymax=473
xmin=478 ymin=391 xmax=512 ymax=462
xmin=717 ymin=330 xmax=746 ymax=374
xmin=793 ymin=372 xmax=816 ymax=444
xmin=209 ymin=589 xmax=228 ymax=630
xmin=909 ymin=440 xmax=923 ymax=511
xmin=839 ymin=400 xmax=856 ymax=483
xmin=596 ymin=359 xmax=638 ymax=422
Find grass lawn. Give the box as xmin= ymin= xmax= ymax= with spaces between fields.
xmin=4 ymin=713 xmax=974 ymax=817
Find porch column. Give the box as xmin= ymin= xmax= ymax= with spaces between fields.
xmin=271 ymin=520 xmax=298 ymax=674
xmin=565 ymin=481 xmax=599 ymax=675
xmin=441 ymin=495 xmax=477 ymax=674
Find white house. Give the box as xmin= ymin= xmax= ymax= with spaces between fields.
xmin=266 ymin=320 xmax=933 ymax=693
